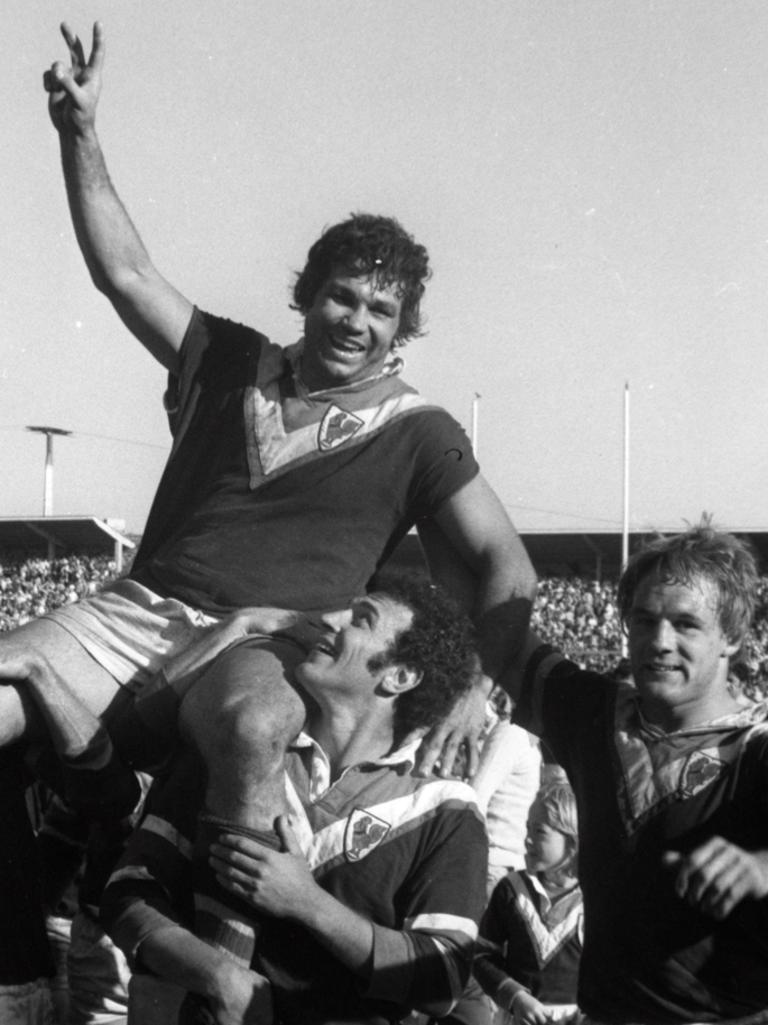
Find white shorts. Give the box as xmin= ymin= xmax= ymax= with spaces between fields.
xmin=43 ymin=579 xmax=221 ymax=693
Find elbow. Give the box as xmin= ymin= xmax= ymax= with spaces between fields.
xmin=517 ymin=558 xmax=538 ymax=602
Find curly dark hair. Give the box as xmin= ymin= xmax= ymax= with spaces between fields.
xmin=291 ymin=213 xmax=431 ymax=343
xmin=618 ymin=517 xmax=759 ymax=657
xmin=367 ymin=575 xmax=477 ymax=743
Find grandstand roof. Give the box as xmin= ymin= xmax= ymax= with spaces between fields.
xmin=384 ymin=528 xmax=768 ymax=581
xmin=0 ymin=516 xmax=135 ymax=569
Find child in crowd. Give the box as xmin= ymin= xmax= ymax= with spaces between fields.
xmin=474 ymin=782 xmax=583 ymax=1025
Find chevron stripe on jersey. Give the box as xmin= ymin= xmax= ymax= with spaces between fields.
xmin=244 ymin=337 xmax=433 ymax=486
xmin=612 ymin=686 xmax=768 ymax=834
xmin=286 ymin=755 xmax=479 ymax=870
xmin=507 ymin=873 xmax=582 ymax=967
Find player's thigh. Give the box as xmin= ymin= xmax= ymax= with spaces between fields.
xmin=0 ymin=618 xmax=122 ymax=723
xmin=179 ymin=636 xmax=307 ymax=754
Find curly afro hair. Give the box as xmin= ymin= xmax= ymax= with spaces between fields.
xmin=367 ymin=575 xmax=477 ymax=744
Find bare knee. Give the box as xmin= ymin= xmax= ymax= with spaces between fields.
xmin=178 ymin=639 xmax=306 ymax=774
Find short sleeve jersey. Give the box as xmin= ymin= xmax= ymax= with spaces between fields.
xmin=102 ymin=736 xmax=488 ymax=1025
xmin=130 ymin=310 xmax=478 ymax=614
xmin=514 ymin=647 xmax=768 ymax=1023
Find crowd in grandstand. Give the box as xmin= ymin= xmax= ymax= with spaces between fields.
xmin=0 ymin=555 xmax=121 ymax=631
xmin=3 ymin=555 xmax=767 ymax=698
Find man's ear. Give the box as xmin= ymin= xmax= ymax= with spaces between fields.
xmin=380 ymin=664 xmax=422 ymax=696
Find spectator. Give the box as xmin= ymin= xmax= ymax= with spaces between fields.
xmin=475 ymin=782 xmax=583 ymax=1025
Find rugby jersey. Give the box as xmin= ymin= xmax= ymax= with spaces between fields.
xmin=130 ymin=309 xmax=478 ymax=615
xmin=475 ymin=869 xmax=582 ymax=1009
xmin=514 ymin=645 xmax=768 ymax=1023
xmin=102 ymin=736 xmax=488 ymax=1025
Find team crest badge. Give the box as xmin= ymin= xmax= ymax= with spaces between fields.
xmin=344 ymin=808 xmax=390 ymax=862
xmin=318 ymin=405 xmax=364 ymax=451
xmin=678 ymin=750 xmax=726 ymax=799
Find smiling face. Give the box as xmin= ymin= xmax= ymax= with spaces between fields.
xmin=524 ymin=805 xmax=571 ymax=877
xmin=295 ymin=594 xmax=414 ymax=699
xmin=299 ymin=269 xmax=404 ymax=391
xmin=627 ymin=573 xmax=740 ymax=730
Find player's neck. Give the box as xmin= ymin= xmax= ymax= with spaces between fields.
xmin=309 ymin=702 xmax=395 ymax=782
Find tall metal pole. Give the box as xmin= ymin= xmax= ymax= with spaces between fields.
xmin=471 ymin=393 xmax=481 ymax=457
xmin=622 ymin=383 xmax=630 ymax=569
xmin=621 ymin=383 xmax=630 ymax=657
xmin=26 ymin=426 xmax=72 ymax=516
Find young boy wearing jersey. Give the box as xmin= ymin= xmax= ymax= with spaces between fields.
xmin=503 ymin=522 xmax=768 ymax=1024
xmin=475 ymin=782 xmax=583 ymax=1025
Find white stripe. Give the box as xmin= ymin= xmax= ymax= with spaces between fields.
xmin=141 ymin=813 xmax=193 ymax=860
xmin=406 ymin=912 xmax=478 ymax=940
xmin=308 ymin=778 xmax=480 ymax=871
xmin=284 ymin=773 xmax=315 ymax=856
xmin=246 ymin=367 xmax=430 ymax=480
xmin=106 ymin=864 xmax=157 ymax=887
xmin=432 ymin=937 xmax=464 ymax=1006
xmin=194 ymin=894 xmax=254 ymax=934
xmin=510 ymin=874 xmax=581 ymax=962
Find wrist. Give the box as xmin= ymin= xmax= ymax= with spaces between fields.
xmin=206 ymin=954 xmax=246 ymax=1003
xmin=509 ymin=988 xmax=530 ymax=1011
xmin=292 ymin=878 xmax=328 ymax=928
xmin=60 ymin=121 xmax=99 ymax=148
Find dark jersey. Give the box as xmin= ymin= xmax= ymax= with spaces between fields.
xmin=515 ymin=647 xmax=768 ymax=1023
xmin=102 ymin=735 xmax=488 ymax=1025
xmin=130 ymin=310 xmax=477 ymax=614
xmin=475 ymin=870 xmax=582 ymax=1008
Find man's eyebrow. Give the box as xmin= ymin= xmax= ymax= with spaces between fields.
xmin=371 ymin=294 xmax=398 ymax=310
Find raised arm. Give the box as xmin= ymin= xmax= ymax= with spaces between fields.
xmin=43 ymin=22 xmax=192 ymax=372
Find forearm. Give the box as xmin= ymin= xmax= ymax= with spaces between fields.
xmin=474 ymin=949 xmax=528 ymax=1008
xmin=472 ymin=554 xmax=536 ymax=683
xmin=298 ymin=886 xmax=466 ymax=1014
xmin=59 ymin=128 xmax=153 ymax=300
xmin=297 ymin=885 xmax=374 ymax=974
xmin=57 ymin=123 xmax=190 ymax=371
xmin=138 ymin=925 xmax=239 ymax=1002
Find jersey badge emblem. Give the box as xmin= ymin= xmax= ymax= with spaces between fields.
xmin=344 ymin=808 xmax=390 ymax=862
xmin=318 ymin=405 xmax=364 ymax=451
xmin=678 ymin=749 xmax=726 ymax=799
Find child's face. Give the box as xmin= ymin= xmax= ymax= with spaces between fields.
xmin=524 ymin=807 xmax=570 ymax=875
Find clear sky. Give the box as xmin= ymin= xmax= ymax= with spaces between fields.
xmin=3 ymin=1 xmax=768 ymax=537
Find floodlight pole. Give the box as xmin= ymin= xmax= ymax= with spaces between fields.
xmin=26 ymin=426 xmax=72 ymax=516
xmin=621 ymin=383 xmax=630 ymax=657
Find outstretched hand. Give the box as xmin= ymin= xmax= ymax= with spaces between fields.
xmin=663 ymin=837 xmax=768 ymax=920
xmin=43 ymin=22 xmax=105 ymax=135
